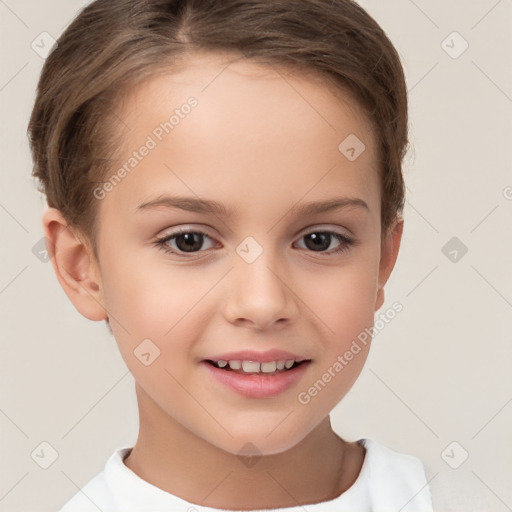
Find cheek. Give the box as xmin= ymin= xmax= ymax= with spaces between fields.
xmin=100 ymin=257 xmax=215 ymax=372
xmin=101 ymin=265 xmax=198 ymax=395
xmin=101 ymin=253 xmax=205 ymax=331
xmin=298 ymin=252 xmax=379 ymax=401
xmin=296 ymin=265 xmax=377 ymax=415
xmin=306 ymin=257 xmax=379 ymax=336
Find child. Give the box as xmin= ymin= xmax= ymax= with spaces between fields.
xmin=28 ymin=0 xmax=433 ymax=510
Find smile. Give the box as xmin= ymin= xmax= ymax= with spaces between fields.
xmin=207 ymin=359 xmax=306 ymax=374
xmin=202 ymin=359 xmax=311 ymax=398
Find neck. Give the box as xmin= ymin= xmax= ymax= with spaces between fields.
xmin=123 ymin=384 xmax=364 ymax=510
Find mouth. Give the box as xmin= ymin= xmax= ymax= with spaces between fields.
xmin=201 ymin=358 xmax=312 ymax=398
xmin=204 ymin=358 xmax=309 ymax=375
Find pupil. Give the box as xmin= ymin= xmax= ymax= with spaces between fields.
xmin=176 ymin=233 xmax=203 ymax=252
xmin=305 ymin=232 xmax=330 ymax=251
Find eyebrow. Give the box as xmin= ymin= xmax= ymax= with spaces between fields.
xmin=136 ymin=195 xmax=369 ymax=217
xmin=288 ymin=196 xmax=369 ymax=217
xmin=137 ymin=195 xmax=233 ymax=216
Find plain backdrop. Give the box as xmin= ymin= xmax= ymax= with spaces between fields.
xmin=1 ymin=1 xmax=511 ymax=511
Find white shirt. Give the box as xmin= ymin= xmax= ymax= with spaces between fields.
xmin=58 ymin=439 xmax=433 ymax=511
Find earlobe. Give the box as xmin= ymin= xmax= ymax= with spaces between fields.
xmin=42 ymin=207 xmax=107 ymax=321
xmin=375 ymin=219 xmax=403 ymax=312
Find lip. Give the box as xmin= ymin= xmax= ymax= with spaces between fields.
xmin=201 ymin=359 xmax=311 ymax=399
xmin=203 ymin=349 xmax=310 ymax=363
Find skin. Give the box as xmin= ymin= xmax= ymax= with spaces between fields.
xmin=43 ymin=52 xmax=402 ymax=509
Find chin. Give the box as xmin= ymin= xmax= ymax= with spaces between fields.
xmin=209 ymin=423 xmax=310 ymax=459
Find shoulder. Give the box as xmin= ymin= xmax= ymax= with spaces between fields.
xmin=58 ymin=448 xmax=131 ymax=512
xmin=58 ymin=472 xmax=114 ymax=512
xmin=360 ymin=439 xmax=433 ymax=511
xmin=362 ymin=438 xmax=427 ymax=481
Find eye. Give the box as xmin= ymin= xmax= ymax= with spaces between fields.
xmin=154 ymin=228 xmax=355 ymax=257
xmin=294 ymin=231 xmax=354 ymax=255
xmin=154 ymin=229 xmax=217 ymax=255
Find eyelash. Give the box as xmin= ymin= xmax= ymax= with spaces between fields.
xmin=153 ymin=228 xmax=356 ymax=258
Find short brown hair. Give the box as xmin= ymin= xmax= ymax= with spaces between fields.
xmin=28 ymin=0 xmax=408 ymax=251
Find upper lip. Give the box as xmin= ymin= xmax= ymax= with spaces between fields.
xmin=204 ymin=349 xmax=311 ymax=363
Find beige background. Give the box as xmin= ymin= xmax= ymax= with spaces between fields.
xmin=1 ymin=0 xmax=511 ymax=510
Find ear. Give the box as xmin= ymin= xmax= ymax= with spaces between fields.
xmin=42 ymin=207 xmax=107 ymax=321
xmin=375 ymin=219 xmax=403 ymax=311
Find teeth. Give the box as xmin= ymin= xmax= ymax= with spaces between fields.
xmin=216 ymin=359 xmax=300 ymax=373
xmin=260 ymin=361 xmax=277 ymax=373
xmin=242 ymin=361 xmax=260 ymax=373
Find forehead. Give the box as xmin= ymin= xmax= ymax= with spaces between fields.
xmin=115 ymin=51 xmax=375 ymax=151
xmin=102 ymin=52 xmax=379 ymax=219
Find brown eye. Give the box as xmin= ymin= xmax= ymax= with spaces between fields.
xmin=155 ymin=229 xmax=217 ymax=255
xmin=303 ymin=232 xmax=331 ymax=251
xmin=173 ymin=232 xmax=205 ymax=252
xmin=295 ymin=231 xmax=354 ymax=255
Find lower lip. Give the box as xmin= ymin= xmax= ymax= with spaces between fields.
xmin=201 ymin=361 xmax=311 ymax=399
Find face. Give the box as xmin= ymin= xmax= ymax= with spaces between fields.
xmin=88 ymin=52 xmax=395 ymax=456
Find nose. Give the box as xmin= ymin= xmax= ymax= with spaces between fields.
xmin=223 ymin=249 xmax=299 ymax=330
